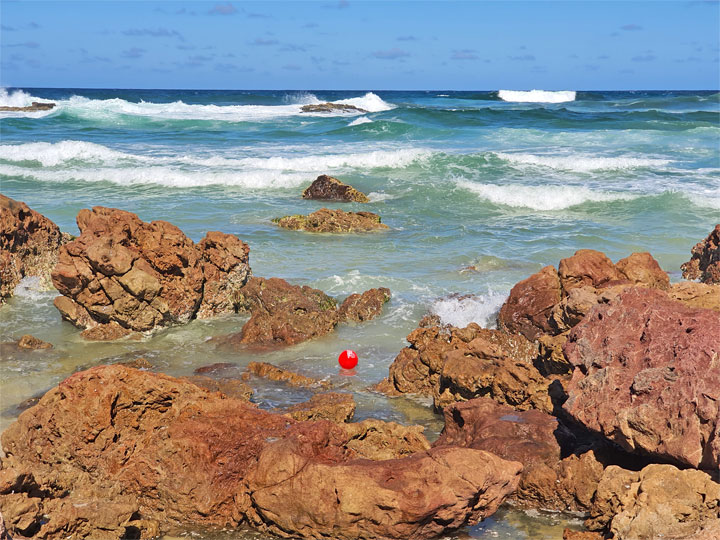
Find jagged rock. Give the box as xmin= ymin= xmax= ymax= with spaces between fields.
xmin=668 ymin=281 xmax=720 ymax=310
xmin=282 ymin=392 xmax=356 ymax=423
xmin=681 ymin=225 xmax=720 ymax=284
xmin=273 ymin=208 xmax=388 ymax=233
xmin=0 ymin=194 xmax=67 ymax=303
xmin=184 ymin=375 xmax=253 ymax=401
xmin=586 ymin=464 xmax=720 ymax=540
xmin=301 ymin=174 xmax=369 ymax=203
xmin=564 ymin=287 xmax=720 ymax=469
xmin=17 ymin=335 xmax=52 ymax=350
xmin=245 ymin=361 xmax=327 ymax=388
xmin=51 ymin=206 xmax=250 ymax=337
xmin=563 ymin=531 xmax=603 ymax=540
xmin=0 ymin=365 xmax=522 ymax=540
xmin=0 ymin=102 xmax=55 ymax=112
xmin=80 ymin=321 xmax=133 ymax=341
xmin=338 ymin=287 xmax=391 ymax=322
xmin=300 ymin=103 xmax=367 ymax=114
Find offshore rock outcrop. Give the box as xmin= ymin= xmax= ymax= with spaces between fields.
xmin=0 ymin=101 xmax=55 ymax=112
xmin=273 ymin=208 xmax=389 ymax=233
xmin=51 ymin=206 xmax=251 ymax=339
xmin=300 ymin=103 xmax=367 ymax=114
xmin=681 ymin=224 xmax=720 ymax=284
xmin=0 ymin=365 xmax=522 ymax=540
xmin=0 ymin=194 xmax=68 ymax=303
xmin=301 ymin=174 xmax=370 ymax=203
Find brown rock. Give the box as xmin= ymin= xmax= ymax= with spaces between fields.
xmin=669 ymin=281 xmax=720 ymax=311
xmin=563 ymin=530 xmax=604 ymax=540
xmin=282 ymin=392 xmax=356 ymax=423
xmin=681 ymin=224 xmax=720 ymax=284
xmin=586 ymin=464 xmax=720 ymax=540
xmin=301 ymin=174 xmax=369 ymax=203
xmin=274 ymin=208 xmax=388 ymax=233
xmin=184 ymin=375 xmax=253 ymax=401
xmin=17 ymin=335 xmax=52 ymax=350
xmin=0 ymin=194 xmax=66 ymax=302
xmin=615 ymin=252 xmax=669 ymax=290
xmin=0 ymin=101 xmax=55 ymax=112
xmin=245 ymin=361 xmax=327 ymax=388
xmin=564 ymin=287 xmax=720 ymax=469
xmin=558 ymin=249 xmax=624 ymax=292
xmin=80 ymin=321 xmax=133 ymax=341
xmin=51 ymin=206 xmax=250 ymax=336
xmin=338 ymin=287 xmax=391 ymax=322
xmin=0 ymin=365 xmax=522 ymax=540
xmin=300 ymin=103 xmax=367 ymax=114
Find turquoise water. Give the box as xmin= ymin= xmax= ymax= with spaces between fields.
xmin=1 ymin=88 xmax=718 ymax=538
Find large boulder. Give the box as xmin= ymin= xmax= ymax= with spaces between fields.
xmin=273 ymin=208 xmax=389 ymax=233
xmin=0 ymin=194 xmax=67 ymax=302
xmin=563 ymin=287 xmax=720 ymax=469
xmin=51 ymin=207 xmax=250 ymax=337
xmin=301 ymin=175 xmax=369 ymax=203
xmin=0 ymin=365 xmax=522 ymax=540
xmin=681 ymin=224 xmax=720 ymax=284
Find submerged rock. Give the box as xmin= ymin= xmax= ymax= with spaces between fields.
xmin=681 ymin=224 xmax=720 ymax=284
xmin=301 ymin=174 xmax=370 ymax=203
xmin=273 ymin=208 xmax=389 ymax=233
xmin=300 ymin=103 xmax=367 ymax=114
xmin=245 ymin=360 xmax=327 ymax=388
xmin=17 ymin=335 xmax=53 ymax=350
xmin=0 ymin=101 xmax=55 ymax=112
xmin=281 ymin=392 xmax=356 ymax=423
xmin=0 ymin=365 xmax=522 ymax=540
xmin=563 ymin=287 xmax=720 ymax=470
xmin=0 ymin=194 xmax=68 ymax=303
xmin=51 ymin=207 xmax=251 ymax=337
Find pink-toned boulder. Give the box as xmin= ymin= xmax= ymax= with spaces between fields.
xmin=681 ymin=224 xmax=720 ymax=284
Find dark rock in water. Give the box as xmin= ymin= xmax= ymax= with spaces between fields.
xmin=245 ymin=361 xmax=327 ymax=388
xmin=0 ymin=194 xmax=68 ymax=303
xmin=0 ymin=101 xmax=56 ymax=112
xmin=300 ymin=102 xmax=367 ymax=113
xmin=281 ymin=392 xmax=355 ymax=423
xmin=681 ymin=224 xmax=720 ymax=284
xmin=585 ymin=464 xmax=720 ymax=539
xmin=301 ymin=174 xmax=369 ymax=203
xmin=0 ymin=364 xmax=522 ymax=540
xmin=338 ymin=287 xmax=391 ymax=322
xmin=563 ymin=287 xmax=720 ymax=470
xmin=51 ymin=206 xmax=251 ymax=337
xmin=193 ymin=362 xmax=236 ymax=375
xmin=17 ymin=335 xmax=53 ymax=350
xmin=273 ymin=208 xmax=388 ymax=233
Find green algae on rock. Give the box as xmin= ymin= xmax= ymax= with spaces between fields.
xmin=273 ymin=208 xmax=388 ymax=233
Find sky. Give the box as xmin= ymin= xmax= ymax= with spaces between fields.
xmin=1 ymin=1 xmax=718 ymax=90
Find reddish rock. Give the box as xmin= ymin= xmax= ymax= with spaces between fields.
xmin=0 ymin=365 xmax=522 ymax=540
xmin=563 ymin=531 xmax=604 ymax=540
xmin=586 ymin=464 xmax=720 ymax=540
xmin=80 ymin=321 xmax=133 ymax=341
xmin=338 ymin=287 xmax=391 ymax=322
xmin=563 ymin=287 xmax=720 ymax=469
xmin=273 ymin=208 xmax=388 ymax=233
xmin=615 ymin=252 xmax=669 ymax=290
xmin=282 ymin=392 xmax=356 ymax=422
xmin=301 ymin=174 xmax=369 ymax=203
xmin=681 ymin=224 xmax=720 ymax=284
xmin=0 ymin=194 xmax=67 ymax=302
xmin=557 ymin=249 xmax=624 ymax=292
xmin=17 ymin=335 xmax=52 ymax=350
xmin=668 ymin=281 xmax=720 ymax=311
xmin=245 ymin=361 xmax=327 ymax=388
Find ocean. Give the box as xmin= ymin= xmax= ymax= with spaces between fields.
xmin=1 ymin=87 xmax=719 ymax=538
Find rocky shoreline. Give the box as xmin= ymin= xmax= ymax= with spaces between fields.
xmin=0 ymin=192 xmax=718 ymax=540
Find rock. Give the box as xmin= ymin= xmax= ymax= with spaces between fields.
xmin=184 ymin=375 xmax=253 ymax=401
xmin=558 ymin=249 xmax=624 ymax=292
xmin=51 ymin=206 xmax=250 ymax=336
xmin=245 ymin=361 xmax=327 ymax=388
xmin=300 ymin=103 xmax=367 ymax=114
xmin=586 ymin=464 xmax=720 ymax=540
xmin=615 ymin=252 xmax=670 ymax=290
xmin=0 ymin=101 xmax=56 ymax=112
xmin=80 ymin=321 xmax=133 ymax=341
xmin=435 ymin=397 xmax=605 ymax=512
xmin=301 ymin=174 xmax=369 ymax=203
xmin=681 ymin=224 xmax=720 ymax=284
xmin=115 ymin=357 xmax=152 ymax=369
xmin=668 ymin=281 xmax=720 ymax=311
xmin=273 ymin=208 xmax=388 ymax=233
xmin=0 ymin=194 xmax=67 ymax=303
xmin=338 ymin=287 xmax=391 ymax=322
xmin=193 ymin=362 xmax=236 ymax=375
xmin=0 ymin=365 xmax=522 ymax=540
xmin=17 ymin=335 xmax=52 ymax=350
xmin=563 ymin=287 xmax=720 ymax=469
xmin=282 ymin=392 xmax=356 ymax=423
xmin=563 ymin=530 xmax=604 ymax=540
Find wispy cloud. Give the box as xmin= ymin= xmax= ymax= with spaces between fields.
xmin=1 ymin=25 xmax=16 ymax=31
xmin=397 ymin=35 xmax=417 ymax=41
xmin=621 ymin=24 xmax=643 ymax=31
xmin=303 ymin=22 xmax=319 ymax=28
xmin=6 ymin=42 xmax=40 ymax=49
xmin=249 ymin=37 xmax=279 ymax=46
xmin=371 ymin=48 xmax=410 ymax=60
xmin=209 ymin=3 xmax=237 ymax=15
xmin=121 ymin=47 xmax=146 ymax=59
xmin=282 ymin=64 xmax=302 ymax=70
xmin=122 ymin=27 xmax=184 ymax=41
xmin=451 ymin=49 xmax=478 ymax=60
xmin=508 ymin=54 xmax=536 ymax=61
xmin=214 ymin=63 xmax=254 ymax=72
xmin=324 ymin=0 xmax=349 ymax=8
xmin=631 ymin=54 xmax=656 ymax=62
xmin=28 ymin=22 xmax=41 ymax=29
xmin=280 ymin=43 xmax=308 ymax=52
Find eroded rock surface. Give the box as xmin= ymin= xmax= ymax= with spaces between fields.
xmin=0 ymin=194 xmax=67 ymax=303
xmin=300 ymin=103 xmax=367 ymax=114
xmin=0 ymin=365 xmax=522 ymax=540
xmin=563 ymin=287 xmax=720 ymax=469
xmin=51 ymin=207 xmax=250 ymax=337
xmin=681 ymin=224 xmax=720 ymax=284
xmin=273 ymin=208 xmax=388 ymax=233
xmin=245 ymin=361 xmax=327 ymax=388
xmin=281 ymin=392 xmax=356 ymax=423
xmin=301 ymin=174 xmax=369 ymax=203
xmin=0 ymin=102 xmax=55 ymax=112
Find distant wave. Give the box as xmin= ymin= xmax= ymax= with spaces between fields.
xmin=0 ymin=88 xmax=56 ymax=118
xmin=498 ymin=90 xmax=576 ymax=103
xmin=493 ymin=152 xmax=671 ymax=172
xmin=348 ymin=116 xmax=373 ymax=127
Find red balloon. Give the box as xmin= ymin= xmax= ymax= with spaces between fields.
xmin=338 ymin=349 xmax=358 ymax=370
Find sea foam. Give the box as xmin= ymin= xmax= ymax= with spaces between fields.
xmin=498 ymin=90 xmax=576 ymax=103
xmin=430 ymin=292 xmax=506 ymax=328
xmin=0 ymin=88 xmax=57 ymax=118
xmin=494 ymin=152 xmax=671 ymax=172
xmin=348 ymin=116 xmax=373 ymax=126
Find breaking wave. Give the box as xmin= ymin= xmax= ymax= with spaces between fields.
xmin=498 ymin=90 xmax=576 ymax=103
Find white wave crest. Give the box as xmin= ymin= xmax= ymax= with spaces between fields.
xmin=348 ymin=116 xmax=373 ymax=127
xmin=0 ymin=88 xmax=56 ymax=118
xmin=498 ymin=90 xmax=576 ymax=103
xmin=334 ymin=92 xmax=395 ymax=113
xmin=457 ymin=180 xmax=635 ymax=210
xmin=430 ymin=292 xmax=506 ymax=328
xmin=0 ymin=141 xmax=130 ymax=167
xmin=494 ymin=152 xmax=671 ymax=172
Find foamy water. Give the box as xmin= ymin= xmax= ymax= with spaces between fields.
xmin=498 ymin=89 xmax=577 ymax=103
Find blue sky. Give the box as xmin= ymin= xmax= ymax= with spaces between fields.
xmin=1 ymin=1 xmax=718 ymax=89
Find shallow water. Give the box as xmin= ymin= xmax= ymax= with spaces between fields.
xmin=1 ymin=88 xmax=719 ymax=538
